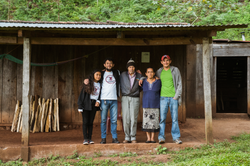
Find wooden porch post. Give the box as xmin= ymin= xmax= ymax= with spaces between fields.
xmin=21 ymin=38 xmax=31 ymax=161
xmin=202 ymin=37 xmax=213 ymax=144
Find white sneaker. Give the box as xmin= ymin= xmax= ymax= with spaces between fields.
xmin=89 ymin=140 xmax=94 ymax=144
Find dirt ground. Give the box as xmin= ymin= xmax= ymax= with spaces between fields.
xmin=1 ymin=118 xmax=250 ymax=147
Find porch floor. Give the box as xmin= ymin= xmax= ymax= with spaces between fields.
xmin=1 ymin=118 xmax=250 ymax=161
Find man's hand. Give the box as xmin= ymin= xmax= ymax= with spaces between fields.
xmin=95 ymin=102 xmax=100 ymax=107
xmin=136 ymin=70 xmax=142 ymax=75
xmin=84 ymin=79 xmax=89 ymax=85
xmin=139 ymin=80 xmax=143 ymax=86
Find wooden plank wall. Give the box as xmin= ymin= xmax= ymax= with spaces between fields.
xmin=186 ymin=44 xmax=216 ymax=118
xmin=0 ymin=45 xmax=186 ymax=125
xmin=186 ymin=44 xmax=205 ymax=118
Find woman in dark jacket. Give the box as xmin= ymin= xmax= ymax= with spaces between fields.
xmin=78 ymin=69 xmax=102 ymax=145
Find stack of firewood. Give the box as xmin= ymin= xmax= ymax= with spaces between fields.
xmin=11 ymin=95 xmax=60 ymax=133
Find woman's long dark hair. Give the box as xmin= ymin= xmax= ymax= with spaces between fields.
xmin=79 ymin=69 xmax=101 ymax=94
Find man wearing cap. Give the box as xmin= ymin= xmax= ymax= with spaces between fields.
xmin=139 ymin=55 xmax=182 ymax=144
xmin=120 ymin=59 xmax=142 ymax=143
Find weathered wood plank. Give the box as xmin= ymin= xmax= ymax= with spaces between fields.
xmin=56 ymin=98 xmax=60 ymax=131
xmin=196 ymin=44 xmax=204 ymax=118
xmin=43 ymin=46 xmax=55 ymax=99
xmin=22 ymin=38 xmax=31 ymax=149
xmin=45 ymin=98 xmax=53 ymax=132
xmin=0 ymin=46 xmax=3 ymax=123
xmin=17 ymin=105 xmax=22 ymax=133
xmin=213 ymin=44 xmax=250 ymax=57
xmin=203 ymin=37 xmax=213 ymax=144
xmin=58 ymin=46 xmax=72 ymax=123
xmin=2 ymin=46 xmax=17 ymax=124
xmin=16 ymin=46 xmax=23 ymax=102
xmin=186 ymin=45 xmax=196 ymax=118
xmin=34 ymin=46 xmax=43 ymax=97
xmin=247 ymin=57 xmax=250 ymax=115
xmin=11 ymin=101 xmax=20 ymax=132
xmin=0 ymin=36 xmax=17 ymax=44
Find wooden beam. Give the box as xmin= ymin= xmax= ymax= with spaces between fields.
xmin=117 ymin=32 xmax=125 ymax=38
xmin=30 ymin=37 xmax=203 ymax=45
xmin=247 ymin=57 xmax=250 ymax=116
xmin=202 ymin=37 xmax=213 ymax=144
xmin=18 ymin=30 xmax=23 ymax=37
xmin=0 ymin=36 xmax=17 ymax=44
xmin=0 ymin=36 xmax=204 ymax=45
xmin=213 ymin=43 xmax=250 ymax=57
xmin=21 ymin=37 xmax=31 ymax=162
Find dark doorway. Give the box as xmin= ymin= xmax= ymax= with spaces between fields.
xmin=217 ymin=57 xmax=247 ymax=113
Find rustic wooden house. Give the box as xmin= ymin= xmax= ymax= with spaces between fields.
xmin=0 ymin=20 xmax=247 ymax=161
xmin=186 ymin=40 xmax=250 ymax=118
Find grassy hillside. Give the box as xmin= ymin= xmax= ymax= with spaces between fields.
xmin=0 ymin=0 xmax=249 ymax=40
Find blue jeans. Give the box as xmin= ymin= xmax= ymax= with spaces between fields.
xmin=158 ymin=97 xmax=180 ymax=141
xmin=100 ymin=100 xmax=118 ymax=139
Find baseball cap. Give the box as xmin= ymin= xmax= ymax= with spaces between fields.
xmin=161 ymin=55 xmax=171 ymax=61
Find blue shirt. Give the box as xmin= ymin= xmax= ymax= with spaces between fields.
xmin=142 ymin=79 xmax=161 ymax=108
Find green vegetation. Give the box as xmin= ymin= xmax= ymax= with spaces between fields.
xmin=0 ymin=0 xmax=250 ymax=40
xmin=156 ymin=145 xmax=168 ymax=154
xmin=119 ymin=152 xmax=138 ymax=157
xmin=1 ymin=133 xmax=250 ymax=165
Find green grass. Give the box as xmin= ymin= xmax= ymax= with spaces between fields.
xmin=0 ymin=133 xmax=250 ymax=165
xmin=1 ymin=0 xmax=250 ymax=40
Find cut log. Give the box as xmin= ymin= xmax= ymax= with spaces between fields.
xmin=36 ymin=101 xmax=43 ymax=132
xmin=32 ymin=105 xmax=40 ymax=133
xmin=45 ymin=99 xmax=53 ymax=132
xmin=41 ymin=99 xmax=49 ymax=132
xmin=11 ymin=101 xmax=20 ymax=132
xmin=39 ymin=98 xmax=45 ymax=132
xmin=53 ymin=99 xmax=57 ymax=131
xmin=17 ymin=105 xmax=23 ymax=133
xmin=29 ymin=95 xmax=33 ymax=123
xmin=56 ymin=98 xmax=60 ymax=131
xmin=30 ymin=95 xmax=38 ymax=131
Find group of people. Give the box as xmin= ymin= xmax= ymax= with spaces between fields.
xmin=77 ymin=55 xmax=182 ymax=145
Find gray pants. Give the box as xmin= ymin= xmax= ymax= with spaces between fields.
xmin=122 ymin=96 xmax=140 ymax=141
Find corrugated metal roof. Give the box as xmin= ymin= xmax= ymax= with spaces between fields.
xmin=0 ymin=20 xmax=247 ymax=30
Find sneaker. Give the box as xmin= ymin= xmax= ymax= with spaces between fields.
xmin=89 ymin=140 xmax=94 ymax=144
xmin=112 ymin=138 xmax=120 ymax=144
xmin=173 ymin=139 xmax=182 ymax=144
xmin=83 ymin=140 xmax=89 ymax=145
xmin=159 ymin=139 xmax=165 ymax=144
xmin=131 ymin=140 xmax=137 ymax=143
xmin=100 ymin=138 xmax=106 ymax=144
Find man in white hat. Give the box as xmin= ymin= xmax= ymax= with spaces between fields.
xmin=120 ymin=59 xmax=142 ymax=143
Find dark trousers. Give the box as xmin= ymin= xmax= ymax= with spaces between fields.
xmin=81 ymin=103 xmax=97 ymax=140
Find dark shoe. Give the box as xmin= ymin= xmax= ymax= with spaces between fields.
xmin=100 ymin=138 xmax=106 ymax=144
xmin=151 ymin=141 xmax=156 ymax=143
xmin=159 ymin=139 xmax=165 ymax=144
xmin=112 ymin=138 xmax=120 ymax=143
xmin=145 ymin=141 xmax=151 ymax=143
xmin=123 ymin=140 xmax=131 ymax=143
xmin=83 ymin=140 xmax=89 ymax=145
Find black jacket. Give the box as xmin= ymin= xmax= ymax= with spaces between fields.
xmin=77 ymin=84 xmax=102 ymax=111
xmin=100 ymin=69 xmax=120 ymax=98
